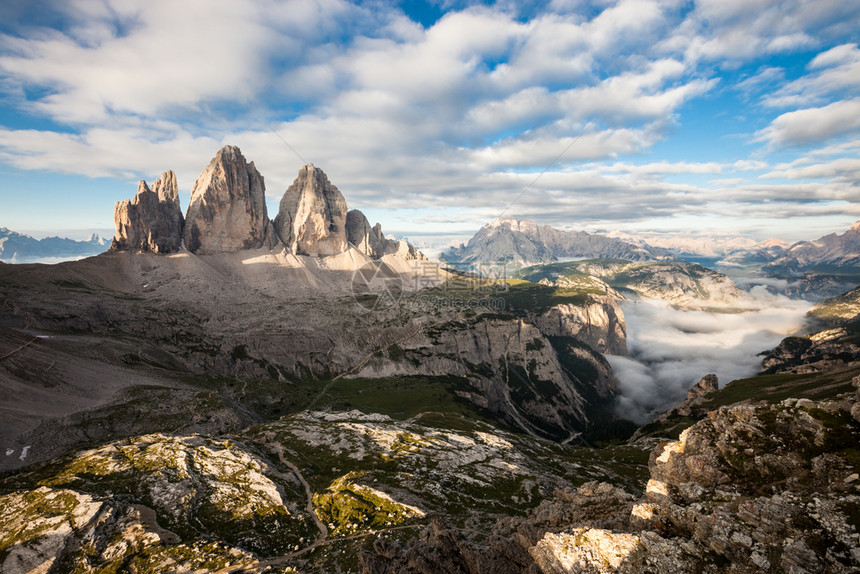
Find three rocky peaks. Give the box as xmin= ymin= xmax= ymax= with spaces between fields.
xmin=111 ymin=145 xmax=420 ymax=260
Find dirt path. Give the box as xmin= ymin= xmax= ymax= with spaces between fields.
xmin=215 ymin=437 xmax=431 ymax=573
xmin=268 ymin=441 xmax=329 ymax=545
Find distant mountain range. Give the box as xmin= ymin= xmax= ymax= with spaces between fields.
xmin=0 ymin=228 xmax=109 ymax=263
xmin=608 ymin=224 xmax=860 ymax=274
xmin=760 ymin=222 xmax=860 ymax=273
xmin=607 ymin=231 xmax=767 ymax=259
xmin=441 ymin=218 xmax=674 ymax=269
xmin=441 ymin=218 xmax=860 ymax=301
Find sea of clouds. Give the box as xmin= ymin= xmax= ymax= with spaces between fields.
xmin=608 ymin=285 xmax=813 ymax=424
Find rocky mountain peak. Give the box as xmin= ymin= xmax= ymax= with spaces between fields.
xmin=274 ymin=163 xmax=348 ymax=256
xmin=345 ymin=208 xmax=422 ymax=260
xmin=446 ymin=217 xmax=670 ymax=268
xmin=183 ymin=145 xmax=271 ymax=254
xmin=346 ymin=209 xmax=383 ymax=258
xmin=150 ymin=169 xmax=179 ymax=207
xmin=110 ymin=170 xmax=183 ymax=253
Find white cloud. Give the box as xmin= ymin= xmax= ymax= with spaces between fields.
xmin=0 ymin=0 xmax=859 ymax=241
xmin=732 ymin=160 xmax=768 ymax=171
xmin=664 ymin=0 xmax=856 ymax=63
xmin=764 ymin=43 xmax=860 ymax=108
xmin=763 ymin=157 xmax=860 ymax=182
xmin=757 ymin=99 xmax=860 ymax=146
xmin=601 ymin=160 xmax=724 ymax=175
xmin=0 ymin=125 xmax=220 ymax=186
xmin=0 ymin=1 xmax=282 ymax=123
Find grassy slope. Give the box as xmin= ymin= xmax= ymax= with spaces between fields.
xmin=635 ymin=362 xmax=860 ymax=440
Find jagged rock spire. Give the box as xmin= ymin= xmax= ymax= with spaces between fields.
xmin=274 ymin=164 xmax=348 ymax=256
xmin=183 ymin=145 xmax=271 ymax=253
xmin=346 ymin=209 xmax=385 ymax=258
xmin=111 ymin=170 xmax=183 ymax=253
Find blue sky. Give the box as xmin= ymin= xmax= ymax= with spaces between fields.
xmin=0 ymin=0 xmax=859 ymax=247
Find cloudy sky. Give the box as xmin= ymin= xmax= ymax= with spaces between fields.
xmin=1 ymin=0 xmax=859 ymax=245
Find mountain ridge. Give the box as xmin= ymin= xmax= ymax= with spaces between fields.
xmin=0 ymin=228 xmax=108 ymax=263
xmin=442 ymin=218 xmax=674 ymax=269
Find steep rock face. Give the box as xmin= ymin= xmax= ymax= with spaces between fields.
xmin=274 ymin=164 xmax=348 ymax=256
xmin=183 ymin=146 xmax=270 ymax=253
xmin=531 ymin=296 xmax=627 ymax=355
xmin=111 ymin=171 xmax=183 ymax=253
xmin=346 ymin=209 xmax=386 ymax=258
xmin=577 ymin=260 xmax=743 ymax=310
xmin=352 ymin=317 xmax=618 ymax=440
xmin=345 ymin=209 xmax=425 ymax=261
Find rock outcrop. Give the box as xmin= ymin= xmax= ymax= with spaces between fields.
xmin=531 ymin=297 xmax=627 ymax=355
xmin=360 ymin=385 xmax=860 ymax=573
xmin=629 ymin=374 xmax=719 ymax=441
xmin=274 ymin=164 xmax=348 ymax=256
xmin=0 ymin=434 xmax=303 ymax=573
xmin=111 ymin=171 xmax=183 ymax=253
xmin=667 ymin=374 xmax=717 ymax=417
xmin=107 ymin=149 xmax=426 ymax=262
xmin=541 ymin=395 xmax=860 ymax=572
xmin=346 ymin=209 xmax=385 ymax=258
xmin=351 ymin=316 xmax=618 ymax=440
xmin=760 ymin=330 xmax=860 ymax=375
xmin=183 ymin=145 xmax=271 ymax=253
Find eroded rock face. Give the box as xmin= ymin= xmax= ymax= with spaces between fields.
xmin=532 ymin=297 xmax=627 ymax=355
xmin=111 ymin=171 xmax=183 ymax=253
xmin=183 ymin=145 xmax=270 ymax=253
xmin=346 ymin=209 xmax=385 ymax=258
xmin=352 ymin=317 xmax=618 ymax=440
xmin=274 ymin=164 xmax=348 ymax=256
xmin=648 ymin=374 xmax=718 ymax=424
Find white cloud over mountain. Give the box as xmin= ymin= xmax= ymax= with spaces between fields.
xmin=0 ymin=0 xmax=858 ymax=239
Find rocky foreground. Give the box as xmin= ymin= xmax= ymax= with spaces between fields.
xmin=2 ymin=377 xmax=859 ymax=573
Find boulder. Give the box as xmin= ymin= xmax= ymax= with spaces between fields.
xmin=183 ymin=145 xmax=270 ymax=253
xmin=111 ymin=170 xmax=183 ymax=253
xmin=274 ymin=164 xmax=348 ymax=256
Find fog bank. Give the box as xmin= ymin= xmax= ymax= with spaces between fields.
xmin=608 ymin=290 xmax=812 ymax=424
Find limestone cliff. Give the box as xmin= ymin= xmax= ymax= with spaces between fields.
xmin=346 ymin=209 xmax=383 ymax=258
xmin=577 ymin=260 xmax=743 ymax=309
xmin=274 ymin=164 xmax=348 ymax=256
xmin=531 ymin=296 xmax=627 ymax=355
xmin=110 ymin=171 xmax=183 ymax=253
xmin=183 ymin=145 xmax=271 ymax=253
xmin=352 ymin=316 xmax=617 ymax=440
